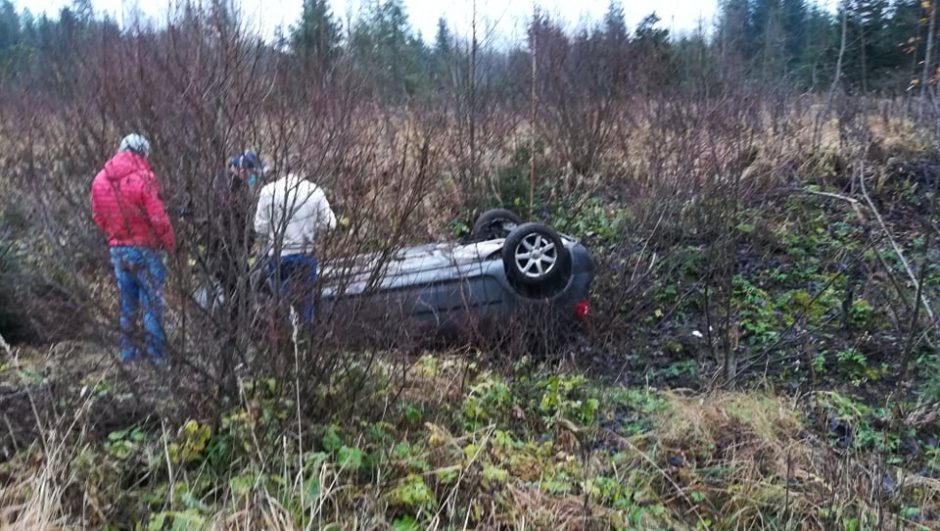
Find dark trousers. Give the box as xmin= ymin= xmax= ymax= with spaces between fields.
xmin=268 ymin=254 xmax=318 ymax=326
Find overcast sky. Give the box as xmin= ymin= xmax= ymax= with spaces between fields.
xmin=18 ymin=0 xmax=720 ymax=44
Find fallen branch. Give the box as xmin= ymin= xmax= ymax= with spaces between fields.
xmin=801 ymin=188 xmax=859 ymax=204
xmin=800 ymin=188 xmax=866 ymax=223
xmin=857 ymin=163 xmax=936 ymax=322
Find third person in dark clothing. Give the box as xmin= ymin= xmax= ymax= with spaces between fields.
xmin=205 ymin=150 xmax=268 ymax=388
xmin=207 ymin=150 xmax=267 ymax=307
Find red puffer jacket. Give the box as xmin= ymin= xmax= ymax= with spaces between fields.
xmin=91 ymin=151 xmax=175 ymax=252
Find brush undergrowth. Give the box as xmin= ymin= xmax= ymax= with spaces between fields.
xmin=3 ymin=94 xmax=940 ymax=529
xmin=1 ymin=346 xmax=939 ymax=530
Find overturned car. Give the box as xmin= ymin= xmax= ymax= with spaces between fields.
xmin=196 ymin=209 xmax=594 ymax=347
xmin=317 ymin=209 xmax=594 ymax=346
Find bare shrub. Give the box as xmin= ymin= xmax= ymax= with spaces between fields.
xmin=0 ymin=4 xmax=446 ymax=422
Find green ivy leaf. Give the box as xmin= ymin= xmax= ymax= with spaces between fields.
xmin=108 ymin=429 xmax=129 ymax=442
xmin=390 ymin=474 xmax=436 ymax=508
xmin=305 ymin=477 xmax=321 ymax=499
xmin=337 ymin=446 xmax=364 ymax=471
xmin=482 ymin=465 xmax=509 ymax=484
xmin=229 ymin=474 xmax=254 ymax=498
xmin=392 ymin=516 xmax=421 ymax=531
xmin=148 ymin=513 xmax=167 ymax=531
xmin=322 ymin=424 xmax=343 ymax=452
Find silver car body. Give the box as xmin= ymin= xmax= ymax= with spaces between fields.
xmin=318 ymin=235 xmax=594 ymax=337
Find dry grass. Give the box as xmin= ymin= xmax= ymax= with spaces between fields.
xmin=620 ymin=391 xmax=940 ymax=530
xmin=0 ymin=367 xmax=104 ymax=530
xmin=2 ymin=349 xmax=940 ymax=529
xmin=3 ymin=48 xmax=940 ymax=527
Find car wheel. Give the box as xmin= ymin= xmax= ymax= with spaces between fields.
xmin=472 ymin=208 xmax=523 ymax=240
xmin=502 ymin=223 xmax=571 ymax=288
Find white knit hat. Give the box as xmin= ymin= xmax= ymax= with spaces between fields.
xmin=119 ymin=133 xmax=150 ymax=157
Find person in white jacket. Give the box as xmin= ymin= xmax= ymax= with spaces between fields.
xmin=253 ymin=172 xmax=337 ymax=326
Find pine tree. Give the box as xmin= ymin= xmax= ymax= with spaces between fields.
xmin=795 ymin=3 xmax=838 ymax=89
xmin=603 ymin=1 xmax=628 ymax=46
xmin=780 ymin=0 xmax=808 ymax=71
xmin=749 ymin=0 xmax=778 ymax=54
xmin=350 ymin=0 xmax=430 ymax=99
xmin=633 ymin=13 xmax=673 ymax=89
xmin=430 ymin=17 xmax=452 ymax=89
xmin=675 ymin=21 xmax=720 ymax=92
xmin=635 ymin=13 xmax=668 ymax=45
xmin=0 ymin=0 xmax=18 ymax=48
xmin=72 ymin=0 xmax=92 ymax=24
xmin=433 ymin=17 xmax=450 ymax=56
xmin=717 ymin=0 xmax=751 ymax=75
xmin=841 ymin=0 xmax=898 ymax=90
xmin=291 ymin=0 xmax=341 ymax=70
xmin=887 ymin=0 xmax=924 ymax=90
xmin=749 ymin=0 xmax=789 ymax=81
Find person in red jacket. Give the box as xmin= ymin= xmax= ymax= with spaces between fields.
xmin=91 ymin=134 xmax=175 ymax=362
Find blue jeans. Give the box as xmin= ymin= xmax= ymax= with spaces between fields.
xmin=109 ymin=246 xmax=167 ymax=361
xmin=269 ymin=254 xmax=318 ymax=326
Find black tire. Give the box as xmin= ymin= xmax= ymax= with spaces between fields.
xmin=502 ymin=223 xmax=571 ymax=288
xmin=472 ymin=208 xmax=523 ymax=240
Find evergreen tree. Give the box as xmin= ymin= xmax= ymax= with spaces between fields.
xmin=433 ymin=17 xmax=450 ymax=56
xmin=603 ymin=1 xmax=628 ymax=46
xmin=887 ymin=0 xmax=924 ymax=89
xmin=0 ymin=0 xmax=20 ymax=77
xmin=72 ymin=0 xmax=93 ymax=24
xmin=0 ymin=0 xmax=932 ymax=99
xmin=796 ymin=3 xmax=838 ymax=89
xmin=430 ymin=17 xmax=451 ymax=88
xmin=675 ymin=21 xmax=720 ymax=92
xmin=350 ymin=0 xmax=430 ymax=99
xmin=780 ymin=0 xmax=808 ymax=71
xmin=291 ymin=0 xmax=341 ymax=69
xmin=749 ymin=0 xmax=777 ymax=55
xmin=749 ymin=0 xmax=789 ymax=81
xmin=841 ymin=0 xmax=901 ymax=90
xmin=634 ymin=13 xmax=669 ymax=46
xmin=717 ymin=0 xmax=751 ymax=74
xmin=633 ymin=13 xmax=673 ymax=89
xmin=598 ymin=1 xmax=629 ymax=90
xmin=0 ymin=0 xmax=20 ymax=51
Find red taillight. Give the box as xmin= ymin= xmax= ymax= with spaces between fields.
xmin=574 ymin=300 xmax=590 ymax=321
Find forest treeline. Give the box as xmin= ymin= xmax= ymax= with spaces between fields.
xmin=0 ymin=0 xmax=938 ymax=100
